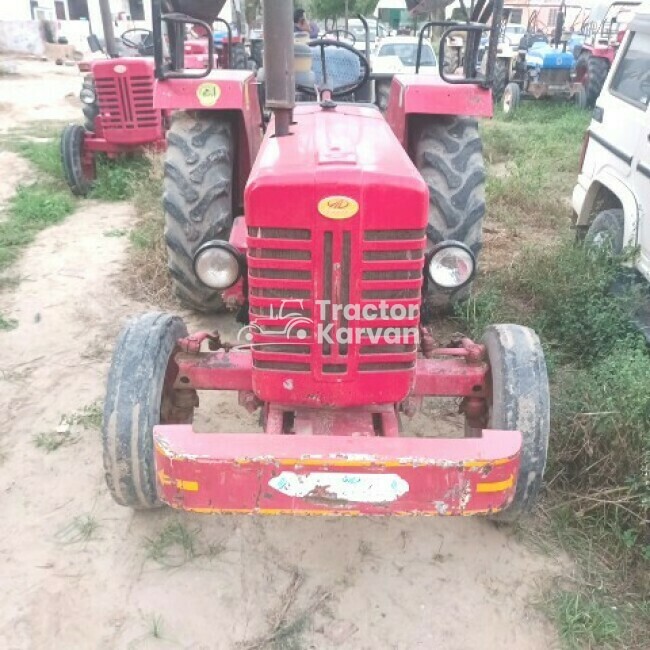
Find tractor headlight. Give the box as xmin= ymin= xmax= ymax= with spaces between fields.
xmin=193 ymin=241 xmax=243 ymax=289
xmin=427 ymin=242 xmax=476 ymax=289
xmin=80 ymin=86 xmax=96 ymax=104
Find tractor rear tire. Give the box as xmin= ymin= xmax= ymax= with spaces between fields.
xmin=482 ymin=324 xmax=550 ymax=523
xmin=163 ymin=111 xmax=234 ymax=312
xmin=60 ymin=124 xmax=94 ymax=196
xmin=585 ymin=208 xmax=624 ymax=255
xmin=414 ymin=116 xmax=486 ymax=313
xmin=102 ymin=312 xmax=195 ymax=509
xmin=585 ymin=55 xmax=609 ymax=107
xmin=492 ymin=59 xmax=508 ymax=102
xmin=502 ymin=82 xmax=521 ymax=117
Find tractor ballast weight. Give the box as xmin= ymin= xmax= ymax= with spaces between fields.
xmin=103 ymin=0 xmax=551 ymax=520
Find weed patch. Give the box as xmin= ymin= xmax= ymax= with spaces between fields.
xmin=0 ymin=184 xmax=75 ymax=272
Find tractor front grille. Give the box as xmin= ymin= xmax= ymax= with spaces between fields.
xmin=538 ymin=69 xmax=571 ymax=85
xmin=247 ymin=226 xmax=424 ymax=377
xmin=95 ymin=75 xmax=159 ymax=131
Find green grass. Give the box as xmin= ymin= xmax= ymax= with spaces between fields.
xmin=0 ymin=184 xmax=76 ymax=272
xmin=55 ymin=514 xmax=100 ymax=545
xmin=144 ymin=521 xmax=200 ymax=568
xmin=548 ymin=590 xmax=623 ymax=650
xmin=482 ymin=104 xmax=591 ymax=233
xmin=89 ymin=155 xmax=151 ymax=201
xmin=0 ymin=314 xmax=17 ymax=331
xmin=13 ymin=138 xmax=64 ymax=179
xmin=33 ymin=429 xmax=78 ymax=452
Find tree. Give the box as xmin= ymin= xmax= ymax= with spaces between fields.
xmin=244 ymin=0 xmax=261 ymax=30
xmin=310 ymin=0 xmax=378 ymax=19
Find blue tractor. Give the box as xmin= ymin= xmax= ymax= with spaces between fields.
xmin=502 ymin=2 xmax=588 ymax=115
xmin=502 ymin=41 xmax=587 ymax=114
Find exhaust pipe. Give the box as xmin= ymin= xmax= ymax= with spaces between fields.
xmin=262 ymin=0 xmax=295 ymax=137
xmin=98 ymin=0 xmax=118 ymax=58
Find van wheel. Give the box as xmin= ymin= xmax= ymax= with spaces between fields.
xmin=585 ymin=209 xmax=624 ymax=255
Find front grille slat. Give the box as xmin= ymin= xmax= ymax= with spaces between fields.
xmin=95 ymin=74 xmax=159 ymax=133
xmin=248 ymin=222 xmax=425 ymax=378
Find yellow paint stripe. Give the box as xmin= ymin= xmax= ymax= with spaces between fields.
xmin=157 ymin=470 xmax=199 ymax=492
xmin=476 ymin=475 xmax=514 ymax=493
xmin=166 ymin=505 xmax=509 ymax=516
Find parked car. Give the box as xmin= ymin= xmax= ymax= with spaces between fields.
xmin=371 ymin=35 xmax=437 ymax=73
xmin=572 ymin=12 xmax=650 ymax=332
xmin=371 ymin=36 xmax=437 ymax=110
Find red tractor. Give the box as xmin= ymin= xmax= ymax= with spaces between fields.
xmin=575 ymin=0 xmax=642 ymax=106
xmin=102 ymin=0 xmax=550 ymax=520
xmin=60 ymin=0 xmax=241 ymax=196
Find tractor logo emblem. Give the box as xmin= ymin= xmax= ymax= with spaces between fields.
xmin=196 ymin=82 xmax=221 ymax=107
xmin=318 ymin=196 xmax=359 ymax=220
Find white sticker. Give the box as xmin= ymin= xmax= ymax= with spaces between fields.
xmin=269 ymin=471 xmax=409 ymax=504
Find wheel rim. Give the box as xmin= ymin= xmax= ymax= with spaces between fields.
xmin=503 ymin=89 xmax=512 ymax=112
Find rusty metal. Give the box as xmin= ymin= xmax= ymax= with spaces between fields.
xmin=239 ymin=391 xmax=263 ymax=413
xmin=420 ymin=325 xmax=436 ymax=358
xmin=178 ymin=331 xmax=222 ymax=354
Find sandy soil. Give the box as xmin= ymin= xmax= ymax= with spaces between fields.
xmin=0 ymin=58 xmax=564 ymax=649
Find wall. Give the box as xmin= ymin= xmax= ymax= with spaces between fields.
xmin=0 ymin=21 xmax=44 ymax=55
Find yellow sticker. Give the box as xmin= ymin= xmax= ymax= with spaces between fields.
xmin=196 ymin=82 xmax=221 ymax=107
xmin=318 ymin=196 xmax=359 ymax=220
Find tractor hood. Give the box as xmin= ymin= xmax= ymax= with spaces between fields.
xmin=167 ymin=0 xmax=228 ymax=23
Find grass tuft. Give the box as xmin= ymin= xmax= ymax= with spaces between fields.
xmin=55 ymin=514 xmax=100 ymax=545
xmin=547 ymin=589 xmax=622 ymax=650
xmin=0 ymin=184 xmax=75 ymax=272
xmin=90 ymin=155 xmax=151 ymax=201
xmin=0 ymin=314 xmax=18 ymax=331
xmin=144 ymin=521 xmax=200 ymax=568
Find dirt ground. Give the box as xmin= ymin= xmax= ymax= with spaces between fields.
xmin=0 ymin=57 xmax=564 ymax=649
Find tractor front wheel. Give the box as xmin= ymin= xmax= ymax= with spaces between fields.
xmin=60 ymin=124 xmax=95 ymax=196
xmin=482 ymin=324 xmax=550 ymax=523
xmin=574 ymin=85 xmax=587 ymax=110
xmin=163 ymin=111 xmax=235 ymax=312
xmin=414 ymin=116 xmax=486 ymax=313
xmin=102 ymin=312 xmax=196 ymax=509
xmin=502 ymin=82 xmax=521 ymax=117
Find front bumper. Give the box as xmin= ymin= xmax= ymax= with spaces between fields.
xmin=154 ymin=427 xmax=521 ymax=516
xmin=572 ymin=178 xmax=588 ymax=222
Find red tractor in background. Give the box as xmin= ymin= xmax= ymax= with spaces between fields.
xmin=60 ymin=0 xmax=242 ymax=196
xmin=575 ymin=0 xmax=642 ymax=106
xmin=101 ymin=0 xmax=550 ymax=521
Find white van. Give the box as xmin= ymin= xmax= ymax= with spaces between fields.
xmin=572 ymin=13 xmax=650 ymax=283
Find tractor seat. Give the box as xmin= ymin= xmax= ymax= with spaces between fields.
xmin=310 ymin=47 xmax=361 ymax=89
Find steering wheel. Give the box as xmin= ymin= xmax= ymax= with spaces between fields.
xmin=323 ymin=29 xmax=357 ymax=44
xmin=298 ymin=38 xmax=370 ymax=98
xmin=120 ymin=28 xmax=153 ymax=49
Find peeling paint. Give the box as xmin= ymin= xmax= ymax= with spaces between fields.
xmin=268 ymin=471 xmax=409 ymax=503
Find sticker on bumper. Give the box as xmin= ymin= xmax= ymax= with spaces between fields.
xmin=269 ymin=471 xmax=409 ymax=503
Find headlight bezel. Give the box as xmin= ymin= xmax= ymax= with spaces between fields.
xmin=426 ymin=241 xmax=476 ymax=290
xmin=79 ymin=86 xmax=97 ymax=105
xmin=192 ymin=240 xmax=245 ymax=290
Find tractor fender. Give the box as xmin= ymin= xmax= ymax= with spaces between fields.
xmin=154 ymin=71 xmax=257 ymax=112
xmin=575 ymin=170 xmax=639 ymax=247
xmin=385 ymin=75 xmax=493 ymax=148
